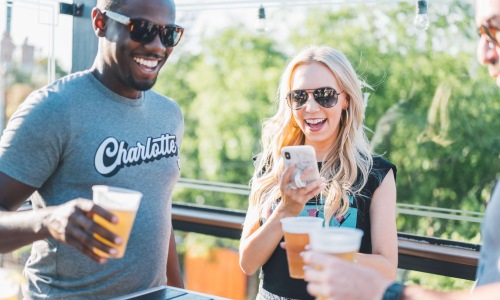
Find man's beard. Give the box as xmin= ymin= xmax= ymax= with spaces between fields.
xmin=128 ymin=74 xmax=157 ymax=91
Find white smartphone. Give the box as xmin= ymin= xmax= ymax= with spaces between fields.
xmin=281 ymin=145 xmax=320 ymax=185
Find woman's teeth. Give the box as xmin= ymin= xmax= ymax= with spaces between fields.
xmin=306 ymin=118 xmax=325 ymax=125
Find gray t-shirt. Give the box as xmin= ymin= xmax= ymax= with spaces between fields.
xmin=0 ymin=71 xmax=184 ymax=299
xmin=476 ymin=180 xmax=500 ymax=286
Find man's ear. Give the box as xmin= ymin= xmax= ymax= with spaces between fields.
xmin=92 ymin=8 xmax=106 ymax=37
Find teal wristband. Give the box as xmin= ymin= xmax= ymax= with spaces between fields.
xmin=382 ymin=282 xmax=404 ymax=300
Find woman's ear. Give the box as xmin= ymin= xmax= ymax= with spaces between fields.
xmin=342 ymin=94 xmax=350 ymax=110
xmin=92 ymin=8 xmax=107 ymax=37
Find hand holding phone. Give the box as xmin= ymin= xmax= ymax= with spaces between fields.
xmin=281 ymin=145 xmax=320 ymax=188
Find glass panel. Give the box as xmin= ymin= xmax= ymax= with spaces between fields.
xmin=175 ymin=231 xmax=258 ymax=300
xmin=0 ymin=0 xmax=72 ymax=131
xmin=0 ymin=2 xmax=71 ymax=298
xmin=400 ymin=269 xmax=474 ymax=292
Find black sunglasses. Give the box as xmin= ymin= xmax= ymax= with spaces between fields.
xmin=287 ymin=87 xmax=345 ymax=110
xmin=478 ymin=24 xmax=500 ymax=48
xmin=103 ymin=10 xmax=184 ymax=47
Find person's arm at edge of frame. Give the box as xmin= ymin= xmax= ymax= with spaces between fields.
xmin=0 ymin=171 xmax=49 ymax=253
xmin=166 ymin=226 xmax=184 ymax=288
xmin=356 ymin=169 xmax=398 ymax=279
xmin=303 ymin=252 xmax=500 ymax=300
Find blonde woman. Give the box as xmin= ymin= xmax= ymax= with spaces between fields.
xmin=239 ymin=46 xmax=398 ymax=299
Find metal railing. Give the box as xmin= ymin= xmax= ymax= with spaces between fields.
xmin=176 ymin=178 xmax=485 ymax=223
xmin=172 ymin=202 xmax=480 ymax=281
xmin=13 ymin=176 xmax=482 ymax=281
xmin=13 ymin=178 xmax=483 ymax=281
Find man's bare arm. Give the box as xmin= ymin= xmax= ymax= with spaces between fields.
xmin=0 ymin=171 xmax=121 ymax=262
xmin=166 ymin=226 xmax=184 ymax=288
xmin=0 ymin=172 xmax=45 ymax=252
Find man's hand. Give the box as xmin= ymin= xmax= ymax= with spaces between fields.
xmin=303 ymin=251 xmax=392 ymax=300
xmin=44 ymin=198 xmax=121 ymax=263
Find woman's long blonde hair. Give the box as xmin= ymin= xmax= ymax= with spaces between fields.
xmin=247 ymin=46 xmax=373 ymax=227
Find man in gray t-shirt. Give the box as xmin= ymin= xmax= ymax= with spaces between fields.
xmin=0 ymin=0 xmax=185 ymax=298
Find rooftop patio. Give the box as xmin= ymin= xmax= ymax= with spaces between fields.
xmin=1 ymin=0 xmax=496 ymax=299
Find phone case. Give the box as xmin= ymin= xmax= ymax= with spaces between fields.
xmin=281 ymin=145 xmax=320 ymax=184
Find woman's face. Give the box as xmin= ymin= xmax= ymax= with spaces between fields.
xmin=290 ymin=62 xmax=349 ymax=154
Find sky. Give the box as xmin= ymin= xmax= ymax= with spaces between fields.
xmin=0 ymin=0 xmax=309 ymax=77
xmin=0 ymin=0 xmax=278 ymax=73
xmin=174 ymin=2 xmax=305 ymax=57
xmin=0 ymin=0 xmax=73 ymax=71
xmin=0 ymin=0 xmax=456 ymax=78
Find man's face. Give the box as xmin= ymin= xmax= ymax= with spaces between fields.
xmin=100 ymin=0 xmax=176 ymax=98
xmin=476 ymin=0 xmax=500 ymax=87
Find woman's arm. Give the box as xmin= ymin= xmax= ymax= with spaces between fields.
xmin=355 ymin=169 xmax=398 ymax=279
xmin=239 ymin=204 xmax=291 ymax=275
xmin=239 ymin=166 xmax=326 ymax=275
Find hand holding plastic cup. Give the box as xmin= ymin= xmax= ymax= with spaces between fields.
xmin=280 ymin=216 xmax=324 ymax=279
xmin=309 ymin=227 xmax=364 ymax=263
xmin=309 ymin=228 xmax=363 ymax=300
xmin=92 ymin=185 xmax=142 ymax=258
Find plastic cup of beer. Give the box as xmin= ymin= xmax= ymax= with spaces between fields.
xmin=92 ymin=185 xmax=142 ymax=258
xmin=280 ymin=216 xmax=324 ymax=279
xmin=309 ymin=228 xmax=363 ymax=300
xmin=309 ymin=227 xmax=364 ymax=262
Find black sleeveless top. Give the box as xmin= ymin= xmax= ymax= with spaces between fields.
xmin=260 ymin=156 xmax=397 ymax=299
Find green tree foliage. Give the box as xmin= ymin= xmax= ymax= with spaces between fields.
xmin=157 ymin=1 xmax=499 ymax=241
xmin=285 ymin=1 xmax=499 ymax=240
xmin=155 ymin=1 xmax=500 ymax=291
xmin=155 ymin=27 xmax=287 ymax=209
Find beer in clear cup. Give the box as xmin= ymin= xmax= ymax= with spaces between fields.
xmin=310 ymin=227 xmax=363 ymax=300
xmin=92 ymin=185 xmax=142 ymax=258
xmin=280 ymin=216 xmax=324 ymax=279
xmin=309 ymin=227 xmax=363 ymax=262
